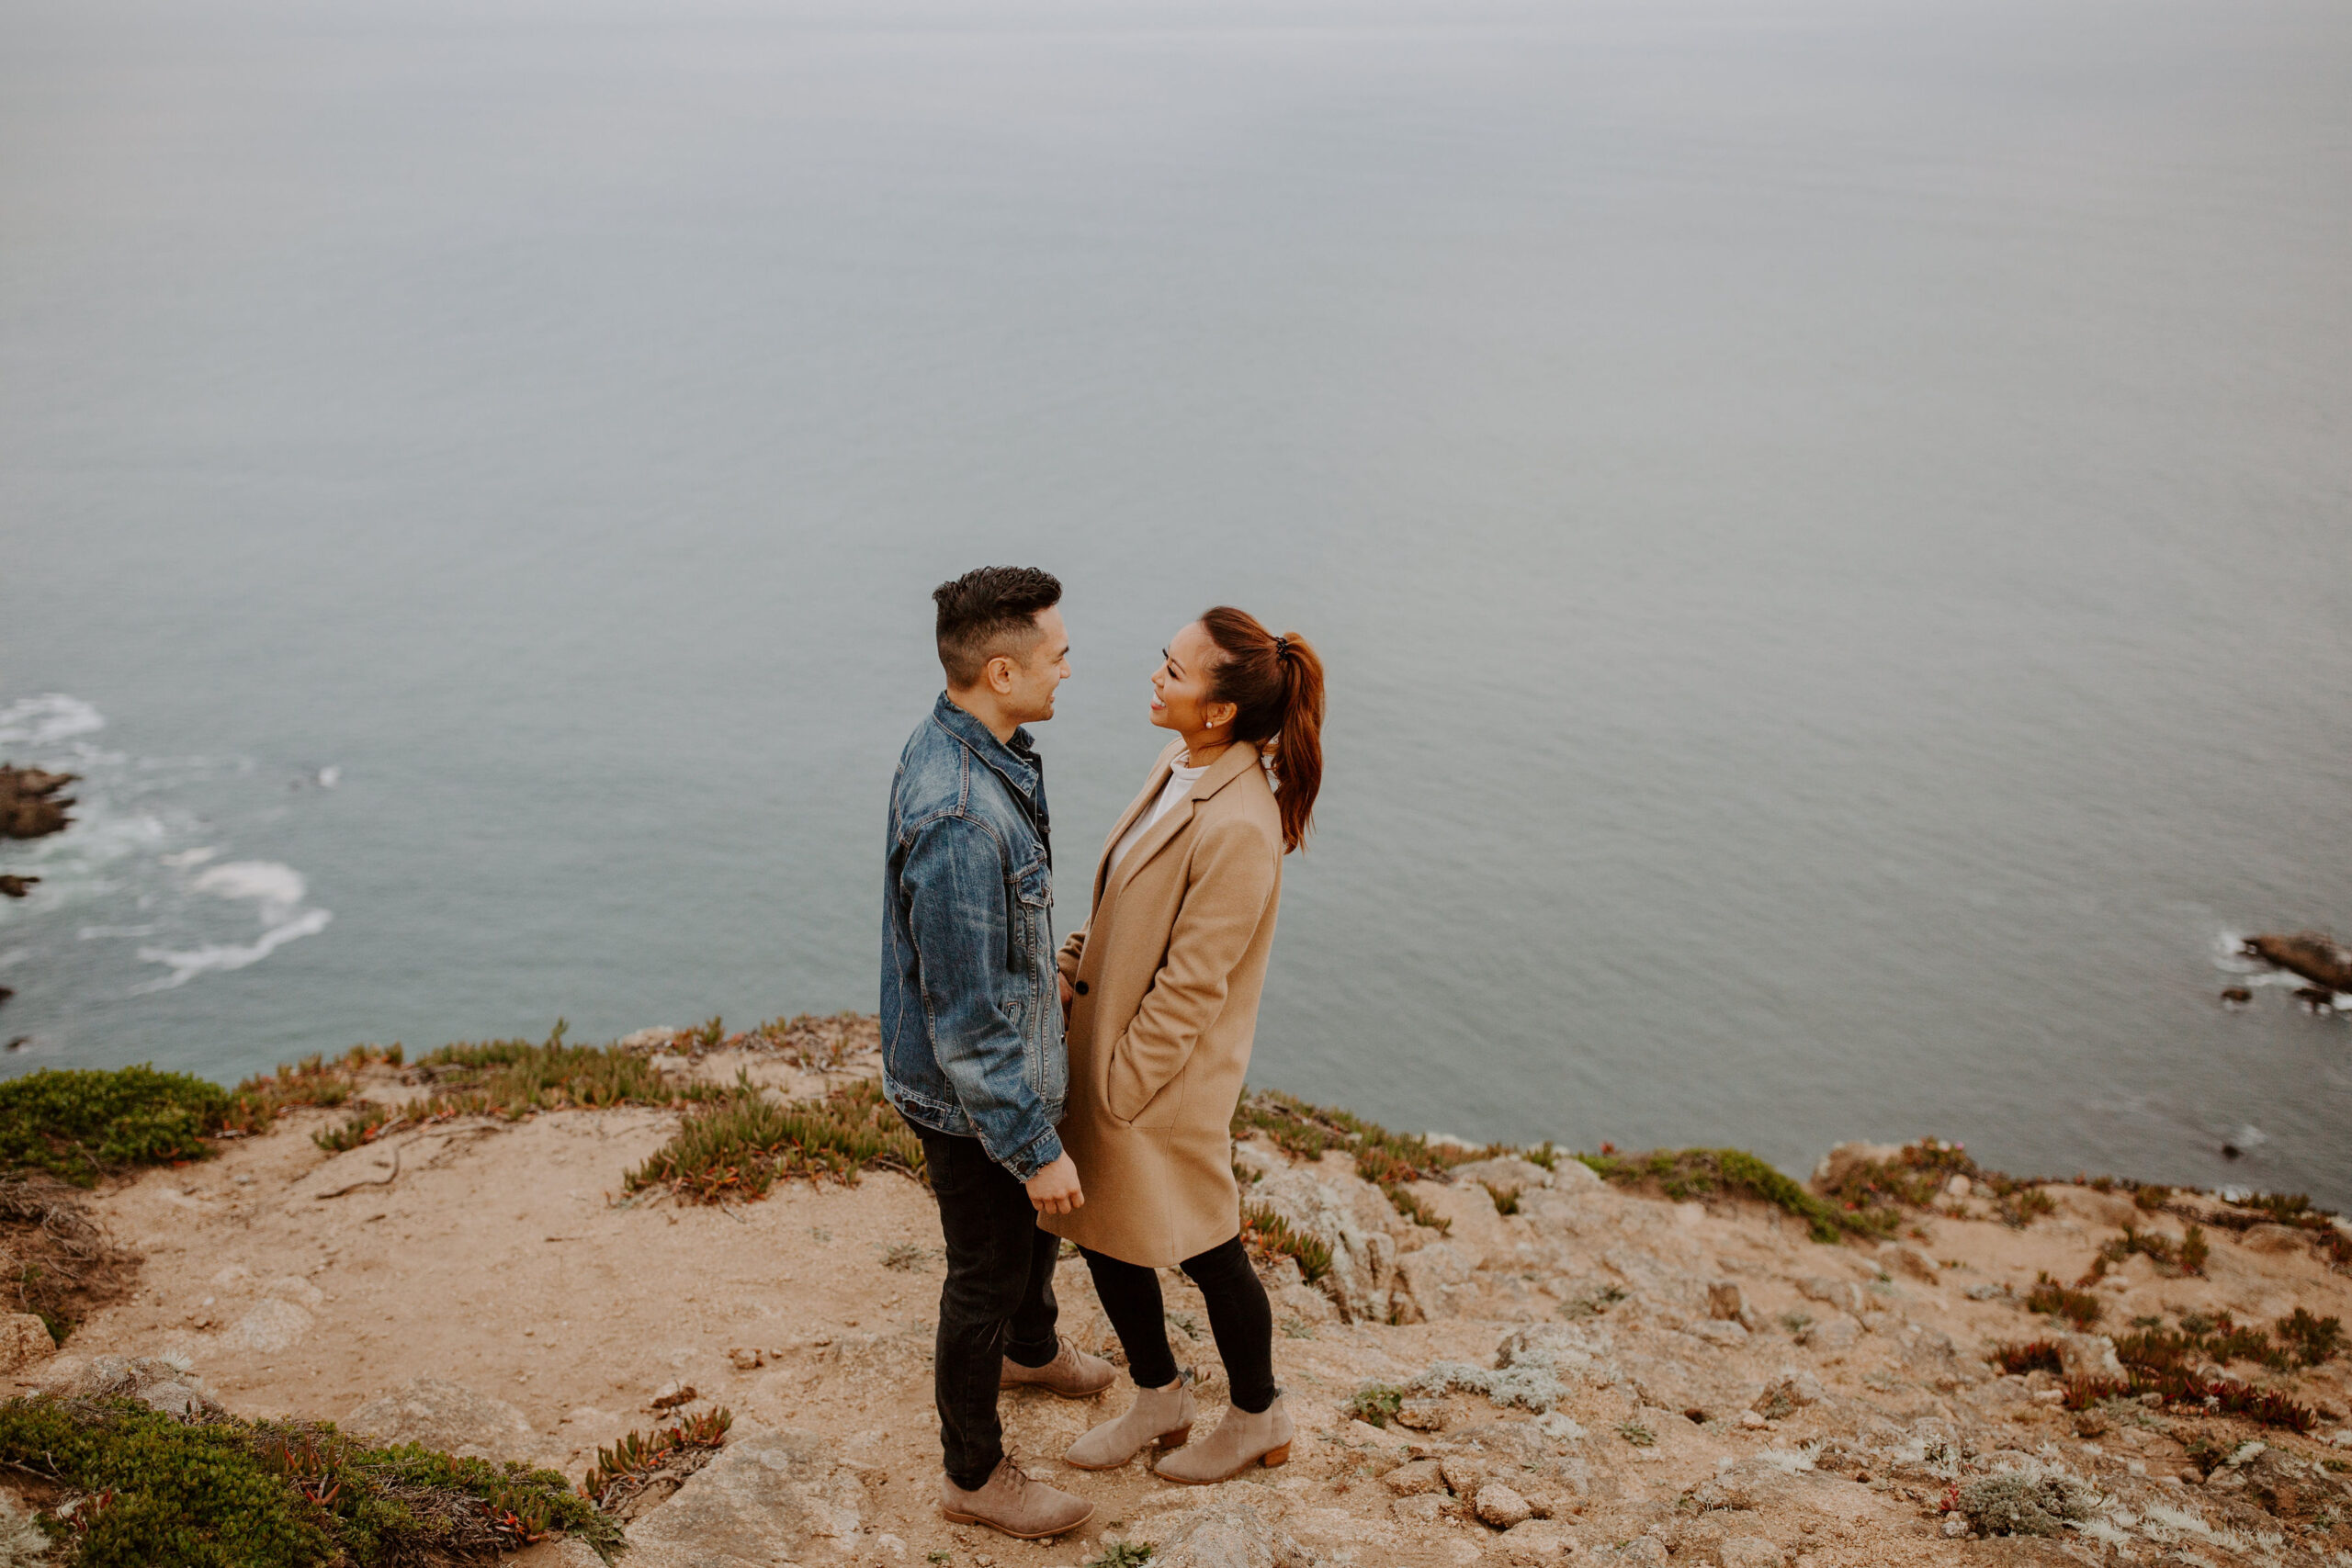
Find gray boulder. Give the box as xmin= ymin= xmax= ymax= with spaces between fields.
xmin=625 ymin=1427 xmax=864 ymax=1568
xmin=54 ymin=1354 xmax=222 ymax=1421
xmin=344 ymin=1377 xmax=534 ymax=1461
xmin=1246 ymin=1167 xmax=1397 ymax=1323
xmin=1144 ymin=1496 xmax=1321 ymax=1568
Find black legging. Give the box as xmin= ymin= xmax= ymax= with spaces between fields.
xmin=1080 ymin=1235 xmax=1277 ymax=1414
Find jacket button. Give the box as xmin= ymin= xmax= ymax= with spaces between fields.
xmin=1072 ymin=980 xmax=1089 ymax=996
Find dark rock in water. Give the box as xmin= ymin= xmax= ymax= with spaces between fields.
xmin=0 ymin=874 xmax=36 ymax=898
xmin=0 ymin=988 xmax=11 ymax=1008
xmin=2244 ymin=931 xmax=2352 ymax=993
xmin=2294 ymin=987 xmax=2336 ymax=1016
xmin=2220 ymin=987 xmax=2253 ymax=1007
xmin=0 ymin=766 xmax=77 ymax=840
xmin=2222 ymin=1142 xmax=2245 ymax=1159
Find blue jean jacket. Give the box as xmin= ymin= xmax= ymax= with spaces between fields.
xmin=880 ymin=694 xmax=1067 ymax=1179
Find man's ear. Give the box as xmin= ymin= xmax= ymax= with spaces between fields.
xmin=986 ymin=655 xmax=1018 ymax=695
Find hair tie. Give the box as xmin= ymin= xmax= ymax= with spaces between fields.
xmin=1272 ymin=635 xmax=1290 ymax=657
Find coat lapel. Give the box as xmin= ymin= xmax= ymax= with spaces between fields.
xmin=1091 ymin=741 xmax=1182 ymax=913
xmin=1096 ymin=740 xmax=1262 ymax=912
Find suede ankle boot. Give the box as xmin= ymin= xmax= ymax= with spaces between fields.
xmin=1063 ymin=1378 xmax=1195 ymax=1471
xmin=1151 ymin=1395 xmax=1294 ymax=1484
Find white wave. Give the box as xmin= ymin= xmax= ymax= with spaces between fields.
xmin=189 ymin=861 xmax=307 ymax=922
xmin=0 ymin=694 xmax=105 ymax=747
xmin=160 ymin=847 xmax=218 ymax=869
xmin=132 ymin=908 xmax=332 ymax=992
xmin=78 ymin=924 xmax=161 ymax=940
xmin=315 ymin=766 xmax=341 ymax=788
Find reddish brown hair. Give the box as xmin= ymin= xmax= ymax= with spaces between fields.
xmin=1200 ymin=606 xmax=1325 ymax=852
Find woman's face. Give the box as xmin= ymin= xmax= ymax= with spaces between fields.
xmin=1149 ymin=621 xmax=1235 ymax=738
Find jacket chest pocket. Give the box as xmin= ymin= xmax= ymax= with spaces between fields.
xmin=1011 ymin=855 xmax=1052 ymax=964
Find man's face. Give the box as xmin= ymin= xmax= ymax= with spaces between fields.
xmin=1002 ymin=605 xmax=1071 ymax=727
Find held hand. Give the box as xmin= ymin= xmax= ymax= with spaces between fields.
xmin=1025 ymin=1154 xmax=1084 ymax=1215
xmin=1058 ymin=973 xmax=1076 ymax=1025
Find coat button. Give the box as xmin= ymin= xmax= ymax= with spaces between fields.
xmin=1073 ymin=980 xmax=1089 ymax=996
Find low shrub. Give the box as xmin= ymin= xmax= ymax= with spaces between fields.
xmin=1988 ymin=1339 xmax=2064 ymax=1376
xmin=0 ymin=1067 xmax=229 ymax=1185
xmin=1232 ymin=1090 xmax=1497 ymax=1184
xmin=1378 ymin=1183 xmax=1449 ymax=1233
xmin=0 ymin=1393 xmax=619 ymax=1566
xmin=2061 ymin=1370 xmax=2317 ymax=1433
xmin=0 ymin=1174 xmax=139 ymax=1345
xmin=1345 ymin=1382 xmax=1403 ymax=1427
xmin=623 ymin=1077 xmax=922 ymax=1202
xmin=1480 ymin=1180 xmax=1521 ymax=1216
xmin=2082 ymin=1222 xmax=2207 ymax=1280
xmin=580 ymin=1407 xmax=731 ymax=1513
xmin=1577 ymin=1147 xmax=1877 ymax=1244
xmin=312 ymin=1022 xmax=726 ymax=1151
xmin=222 ymin=1048 xmax=401 ymax=1137
xmin=1241 ymin=1203 xmax=1332 ymax=1283
xmin=2277 ymin=1307 xmax=2344 ymax=1369
xmin=1957 ymin=1472 xmax=2094 ymax=1538
xmin=2025 ymin=1272 xmax=2102 ymax=1331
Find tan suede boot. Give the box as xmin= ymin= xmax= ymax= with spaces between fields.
xmin=1151 ymin=1395 xmax=1295 ymax=1483
xmin=999 ymin=1337 xmax=1116 ymax=1399
xmin=1064 ymin=1378 xmax=1195 ymax=1471
xmin=938 ymin=1458 xmax=1094 ymax=1539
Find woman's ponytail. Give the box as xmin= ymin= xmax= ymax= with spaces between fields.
xmin=1200 ymin=606 xmax=1324 ymax=852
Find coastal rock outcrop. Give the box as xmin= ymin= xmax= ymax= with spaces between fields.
xmin=344 ymin=1377 xmax=536 ymax=1461
xmin=0 ymin=767 xmax=74 ymax=842
xmin=2245 ymin=931 xmax=2352 ymax=994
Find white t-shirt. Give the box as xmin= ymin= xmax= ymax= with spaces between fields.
xmin=1108 ymin=759 xmax=1208 ymax=874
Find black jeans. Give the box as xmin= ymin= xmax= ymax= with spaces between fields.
xmin=1080 ymin=1235 xmax=1277 ymax=1414
xmin=916 ymin=1127 xmax=1063 ymax=1490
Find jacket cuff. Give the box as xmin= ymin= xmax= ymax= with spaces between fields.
xmin=998 ymin=1126 xmax=1065 ymax=1183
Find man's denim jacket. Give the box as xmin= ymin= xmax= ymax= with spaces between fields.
xmin=880 ymin=694 xmax=1067 ymax=1179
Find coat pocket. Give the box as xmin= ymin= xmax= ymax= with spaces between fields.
xmin=1105 ymin=1032 xmax=1184 ymax=1129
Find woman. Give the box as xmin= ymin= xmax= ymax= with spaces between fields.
xmin=1041 ymin=605 xmax=1325 ymax=1484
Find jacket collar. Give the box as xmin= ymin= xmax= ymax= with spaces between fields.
xmin=1094 ymin=740 xmax=1261 ymax=909
xmin=930 ymin=692 xmax=1046 ymax=812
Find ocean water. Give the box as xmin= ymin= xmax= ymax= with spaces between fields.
xmin=4 ymin=0 xmax=2348 ymax=1205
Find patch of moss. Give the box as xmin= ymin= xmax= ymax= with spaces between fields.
xmin=1576 ymin=1147 xmax=1878 ymax=1244
xmin=0 ymin=1067 xmax=228 ymax=1186
xmin=0 ymin=1393 xmax=619 ymax=1566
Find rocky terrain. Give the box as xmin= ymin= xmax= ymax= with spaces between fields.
xmin=8 ymin=1032 xmax=2351 ymax=1568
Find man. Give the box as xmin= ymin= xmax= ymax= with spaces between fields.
xmin=881 ymin=565 xmax=1115 ymax=1540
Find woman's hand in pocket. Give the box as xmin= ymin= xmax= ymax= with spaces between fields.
xmin=1058 ymin=973 xmax=1076 ymax=1027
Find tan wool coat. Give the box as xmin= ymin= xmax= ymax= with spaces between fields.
xmin=1040 ymin=739 xmax=1286 ymax=1267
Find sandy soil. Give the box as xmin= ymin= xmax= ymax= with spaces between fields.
xmin=28 ymin=1052 xmax=2352 ymax=1568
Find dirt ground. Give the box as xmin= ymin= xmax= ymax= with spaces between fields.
xmin=28 ymin=1049 xmax=2352 ymax=1568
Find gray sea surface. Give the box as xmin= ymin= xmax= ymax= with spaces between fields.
xmin=4 ymin=0 xmax=2348 ymax=1203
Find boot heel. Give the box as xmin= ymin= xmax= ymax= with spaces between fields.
xmin=1156 ymin=1425 xmax=1193 ymax=1450
xmin=1261 ymin=1442 xmax=1291 ymax=1468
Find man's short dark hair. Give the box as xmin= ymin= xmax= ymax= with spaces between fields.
xmin=933 ymin=566 xmax=1062 ymax=688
